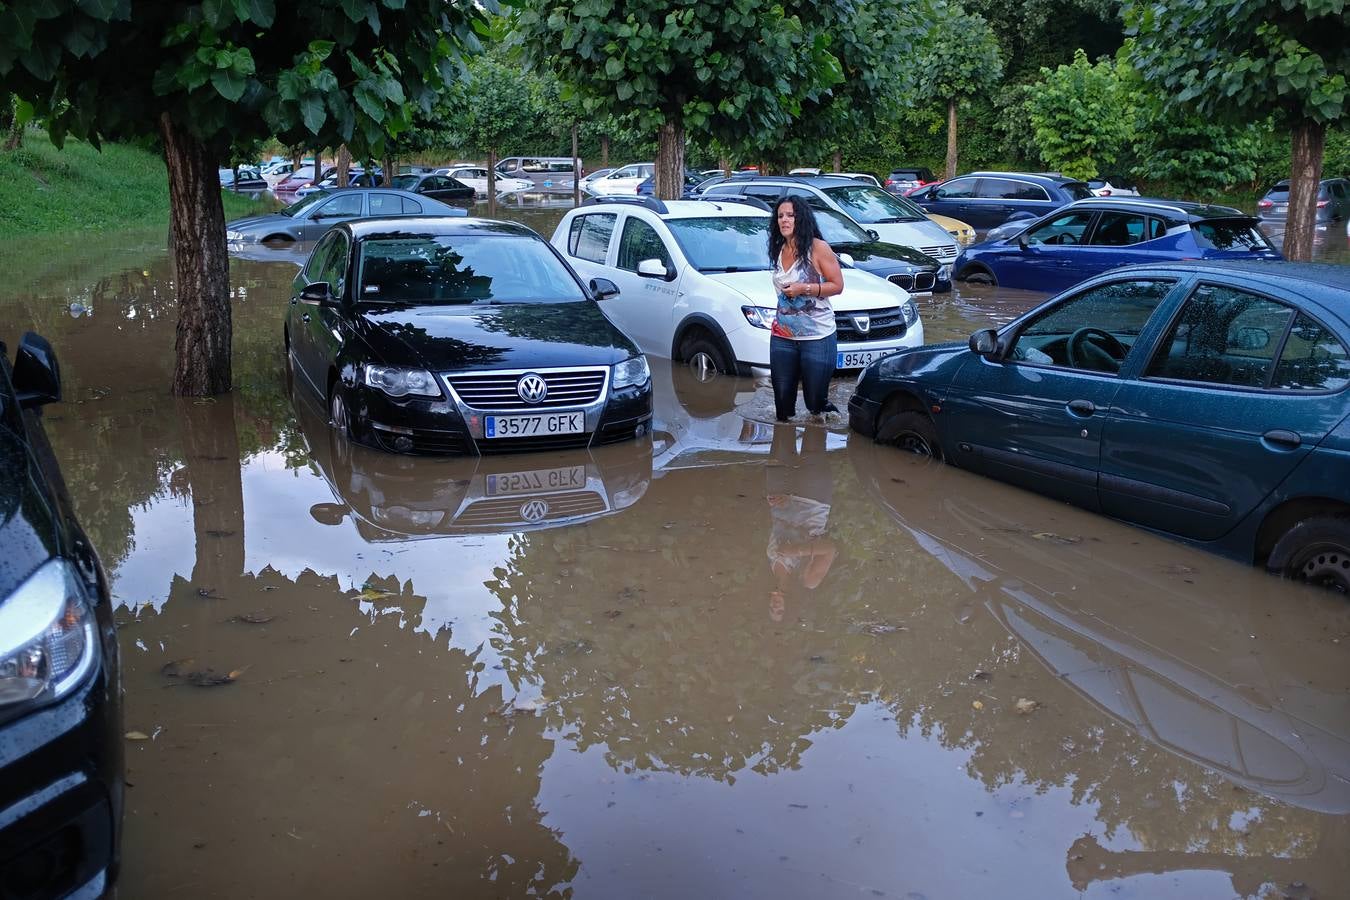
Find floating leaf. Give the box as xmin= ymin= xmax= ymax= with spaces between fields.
xmin=972 ymin=700 xmax=985 ymax=710
xmin=1015 ymin=698 xmax=1040 ymax=715
xmin=125 ymin=730 xmax=151 ymax=741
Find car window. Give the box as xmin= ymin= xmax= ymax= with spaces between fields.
xmin=704 ymin=184 xmax=742 ymax=197
xmin=357 ymin=234 xmax=586 ymax=304
xmin=976 ymin=179 xmax=1021 ymax=200
xmin=1146 ymin=217 xmax=1167 ymax=240
xmin=1330 ymin=182 xmax=1347 ymax=199
xmin=934 ymin=177 xmax=977 ymax=200
xmin=1063 ymin=182 xmax=1094 ymax=200
xmin=1009 ymin=181 xmax=1050 ymax=201
xmin=1007 ymin=279 xmax=1174 ymax=371
xmin=401 ymin=197 xmax=423 ymax=215
xmin=809 ymin=205 xmax=870 ymax=243
xmin=1271 ymin=314 xmax=1350 ymax=392
xmin=1190 ymin=220 xmax=1273 ymax=251
xmin=616 ymin=217 xmax=673 ymax=272
xmin=743 ymin=184 xmax=783 ymax=202
xmin=368 ymin=193 xmax=403 ymax=217
xmin=1026 ymin=211 xmax=1094 ymax=246
xmin=320 ymin=232 xmax=350 ymax=295
xmin=567 ymin=213 xmax=617 ymax=264
xmin=1089 ymin=211 xmax=1149 ymax=246
xmin=1265 ymin=184 xmax=1290 ymax=199
xmin=665 ymin=217 xmax=771 ymax=272
xmin=823 ymin=184 xmax=923 ymax=223
xmin=1146 ymin=284 xmax=1296 ymax=388
xmin=304 ymin=232 xmax=340 ymax=281
xmin=313 ymin=193 xmax=363 ymax=220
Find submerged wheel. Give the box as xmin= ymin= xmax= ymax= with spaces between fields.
xmin=875 ymin=408 xmax=944 ymax=461
xmin=1267 ymin=516 xmax=1350 ymax=594
xmin=959 ymin=265 xmax=996 ymax=286
xmin=680 ymin=333 xmax=732 ymax=381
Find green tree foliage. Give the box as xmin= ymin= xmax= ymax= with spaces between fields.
xmin=1130 ymin=95 xmax=1269 ymax=196
xmin=0 ymin=1 xmax=489 ymax=394
xmin=1025 ymin=50 xmax=1135 ymax=180
xmin=513 ymin=0 xmax=847 ymax=199
xmin=437 ymin=47 xmax=544 ymax=193
xmin=1125 ymin=0 xmax=1348 ymax=259
xmin=913 ymin=2 xmax=1004 ymax=179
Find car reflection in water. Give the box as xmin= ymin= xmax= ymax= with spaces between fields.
xmin=292 ymin=383 xmax=651 ymax=539
xmin=853 ymin=442 xmax=1350 ymax=818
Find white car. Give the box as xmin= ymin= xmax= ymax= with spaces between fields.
xmin=551 ymin=197 xmax=924 ymax=376
xmin=830 ymin=172 xmax=882 ymax=187
xmin=701 ymin=176 xmax=959 ymax=274
xmin=435 ymin=165 xmax=533 ymax=197
xmin=261 ymin=160 xmax=295 ymax=188
xmin=587 ymin=163 xmax=656 ymax=196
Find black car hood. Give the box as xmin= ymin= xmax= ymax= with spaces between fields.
xmin=833 ymin=240 xmax=941 ymax=275
xmin=0 ymin=424 xmax=60 ymax=600
xmin=354 ymin=300 xmax=637 ymax=372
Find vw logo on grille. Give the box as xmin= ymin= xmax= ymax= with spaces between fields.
xmin=850 ymin=314 xmax=871 ymax=334
xmin=519 ymin=499 xmax=550 ymax=522
xmin=516 ymin=373 xmax=548 ymax=404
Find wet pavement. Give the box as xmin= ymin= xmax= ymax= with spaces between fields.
xmin=1 ymin=204 xmax=1348 ymax=899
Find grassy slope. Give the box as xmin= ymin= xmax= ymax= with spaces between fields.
xmin=0 ymin=130 xmax=275 ymax=241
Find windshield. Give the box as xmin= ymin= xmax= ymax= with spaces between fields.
xmin=1190 ymin=220 xmax=1273 ymax=251
xmin=356 ymin=234 xmax=586 ymax=305
xmin=809 ymin=205 xmax=870 ymax=243
xmin=1064 ymin=182 xmax=1095 ymax=200
xmin=281 ymin=192 xmax=329 ymax=216
xmin=391 ymin=175 xmax=419 ymax=190
xmin=824 ymin=185 xmax=924 ymax=223
xmin=665 ymin=217 xmax=771 ymax=272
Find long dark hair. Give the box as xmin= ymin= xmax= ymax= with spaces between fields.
xmin=768 ymin=195 xmax=820 ymax=267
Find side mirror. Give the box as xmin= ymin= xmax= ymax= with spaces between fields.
xmin=299 ymin=281 xmax=339 ymax=305
xmin=1017 ymin=232 xmax=1030 ymax=250
xmin=636 ymin=258 xmax=670 ymax=280
xmin=590 ymin=277 xmax=621 ymax=301
xmin=13 ymin=332 xmax=61 ymax=408
xmin=838 ymin=252 xmax=855 ymax=267
xmin=1233 ymin=326 xmax=1271 ymax=351
xmin=867 ymin=229 xmax=880 ymax=241
xmin=968 ymin=328 xmax=1000 ymax=358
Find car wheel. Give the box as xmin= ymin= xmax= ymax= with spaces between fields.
xmin=329 ymin=384 xmax=352 ymax=438
xmin=1267 ymin=516 xmax=1350 ymax=594
xmin=958 ymin=265 xmax=995 ymax=286
xmin=875 ymin=408 xmax=944 ymax=461
xmin=680 ymin=333 xmax=732 ymax=381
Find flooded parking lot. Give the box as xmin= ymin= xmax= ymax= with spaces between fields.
xmin=2 ymin=207 xmax=1348 ymax=898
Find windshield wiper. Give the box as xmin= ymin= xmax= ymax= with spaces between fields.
xmin=875 ymin=216 xmax=920 ymax=224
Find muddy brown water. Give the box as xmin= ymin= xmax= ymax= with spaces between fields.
xmin=1 ymin=206 xmax=1348 ymax=899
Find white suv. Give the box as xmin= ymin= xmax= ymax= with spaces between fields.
xmin=702 ymin=175 xmax=959 ymax=277
xmin=587 ymin=163 xmax=656 ymax=196
xmin=551 ymin=197 xmax=925 ymax=376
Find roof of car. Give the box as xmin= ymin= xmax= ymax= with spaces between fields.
xmin=1067 ymin=196 xmax=1251 ymax=220
xmin=578 ymin=196 xmax=770 ymax=218
xmin=1116 ymin=260 xmax=1350 ymax=295
xmin=342 ymin=213 xmax=507 ymax=239
xmin=718 ymin=174 xmax=873 ymax=189
xmin=966 ymin=171 xmax=1086 ymax=186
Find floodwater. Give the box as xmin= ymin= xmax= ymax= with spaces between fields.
xmin=1 ymin=205 xmax=1348 ymax=900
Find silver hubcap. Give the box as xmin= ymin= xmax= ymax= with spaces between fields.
xmin=688 ymin=351 xmax=717 ymax=382
xmin=330 ymin=391 xmax=347 ymax=433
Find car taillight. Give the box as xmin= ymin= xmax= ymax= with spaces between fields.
xmin=1099 ymin=189 xmax=1112 ymax=196
xmin=1258 ymin=199 xmax=1273 ymax=207
xmin=1317 ymin=200 xmax=1328 ymax=207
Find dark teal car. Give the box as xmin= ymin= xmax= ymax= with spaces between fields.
xmin=848 ymin=261 xmax=1350 ymax=590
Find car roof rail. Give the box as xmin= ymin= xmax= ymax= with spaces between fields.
xmin=1071 ymin=196 xmax=1194 ymax=217
xmin=580 ymin=195 xmax=669 ymax=214
xmin=692 ymin=195 xmax=773 ymax=212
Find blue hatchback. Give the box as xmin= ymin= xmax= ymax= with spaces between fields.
xmin=954 ymin=198 xmax=1283 ymax=293
xmin=849 ymin=261 xmax=1350 ymax=590
xmin=910 ymin=171 xmax=1093 ymax=229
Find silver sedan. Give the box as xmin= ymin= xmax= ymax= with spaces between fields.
xmin=225 ymin=189 xmax=463 ymax=244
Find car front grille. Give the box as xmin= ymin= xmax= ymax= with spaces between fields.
xmin=834 ymin=307 xmax=907 ymax=343
xmin=455 ymin=490 xmax=607 ymax=526
xmin=372 ymin=427 xmax=470 ymax=455
xmin=888 ymin=272 xmax=937 ymax=292
xmin=920 ymin=244 xmax=958 ymax=262
xmin=445 ymin=368 xmax=608 ymax=410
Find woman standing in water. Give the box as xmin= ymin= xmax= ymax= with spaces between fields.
xmin=768 ymin=196 xmax=845 ymax=422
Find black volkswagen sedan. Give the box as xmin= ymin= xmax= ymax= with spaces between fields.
xmin=284 ymin=217 xmax=654 ymax=454
xmin=0 ymin=334 xmax=122 ymax=897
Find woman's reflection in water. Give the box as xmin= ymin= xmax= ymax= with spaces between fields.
xmin=765 ymin=424 xmax=837 ymax=621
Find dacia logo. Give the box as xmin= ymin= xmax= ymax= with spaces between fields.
xmin=516 ymin=373 xmax=548 ymax=404
xmin=519 ymin=499 xmax=550 ymax=522
xmin=850 ymin=314 xmax=871 ymax=334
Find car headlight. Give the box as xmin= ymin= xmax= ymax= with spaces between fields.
xmin=938 ymin=265 xmax=951 ymax=282
xmin=741 ymin=306 xmax=777 ymax=329
xmin=226 ymin=230 xmax=244 ymax=241
xmin=0 ymin=560 xmax=99 ymax=723
xmin=612 ymin=355 xmax=650 ymax=389
xmin=901 ymin=299 xmax=918 ymax=326
xmin=363 ymin=365 xmax=441 ymax=398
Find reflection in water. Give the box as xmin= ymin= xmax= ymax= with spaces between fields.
xmin=2 ymin=224 xmax=1348 ymax=898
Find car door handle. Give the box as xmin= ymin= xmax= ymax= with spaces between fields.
xmin=301 ymin=313 xmax=311 ymax=323
xmin=1067 ymin=399 xmax=1096 ymax=417
xmin=1262 ymin=429 xmax=1301 ymax=450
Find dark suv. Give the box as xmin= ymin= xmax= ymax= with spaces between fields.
xmin=910 ymin=171 xmax=1094 ymax=230
xmin=0 ymin=334 xmax=122 ymax=898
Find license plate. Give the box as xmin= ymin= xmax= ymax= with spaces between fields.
xmin=837 ymin=348 xmax=901 ymax=369
xmin=484 ymin=412 xmax=584 ymax=438
xmin=486 ymin=465 xmax=586 ymax=496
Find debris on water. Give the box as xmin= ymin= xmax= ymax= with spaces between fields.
xmin=125 ymin=730 xmax=151 ymax=741
xmin=616 ymin=585 xmax=642 ymax=603
xmin=68 ymin=301 xmax=88 ymax=317
xmin=1015 ymin=698 xmax=1040 ymax=715
xmin=972 ymin=700 xmax=984 ymax=710
xmin=603 ymin=609 xmax=622 ymax=619
xmin=357 ymin=585 xmax=396 ymax=601
xmin=1032 ymin=532 xmax=1081 ymax=545
xmin=857 ymin=620 xmax=907 ymax=636
xmin=972 ymin=670 xmax=992 ymax=681
xmin=196 ymin=588 xmax=216 ymax=598
xmin=228 ymin=613 xmax=275 ymax=625
xmin=162 ymin=661 xmax=247 ymax=687
xmin=160 ymin=658 xmax=194 ymax=677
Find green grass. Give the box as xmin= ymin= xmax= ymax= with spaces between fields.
xmin=0 ymin=129 xmax=279 ymax=241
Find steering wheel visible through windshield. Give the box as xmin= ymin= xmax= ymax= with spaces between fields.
xmin=357 ymin=234 xmax=587 ymax=304
xmin=823 ymin=185 xmax=925 ymax=224
xmin=665 ymin=217 xmax=772 ymax=273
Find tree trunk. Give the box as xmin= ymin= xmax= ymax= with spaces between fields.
xmin=655 ymin=116 xmax=685 ymax=201
xmin=335 ymin=144 xmax=352 ymax=188
xmin=600 ymin=134 xmax=610 ymax=168
xmin=290 ymin=146 xmax=301 ymax=176
xmin=159 ymin=112 xmax=231 ymax=396
xmin=383 ymin=150 xmax=395 ymax=188
xmin=945 ymin=98 xmax=958 ymax=181
xmin=4 ymin=95 xmax=23 ymax=151
xmin=313 ymin=149 xmax=322 ymax=186
xmin=1283 ymin=119 xmax=1325 ymax=262
xmin=831 ymin=149 xmax=842 ymax=173
xmin=487 ymin=147 xmax=497 ymax=218
xmin=719 ymin=156 xmax=731 ymax=175
xmin=572 ymin=122 xmax=581 ymax=207
xmin=231 ymin=163 xmax=240 ymax=193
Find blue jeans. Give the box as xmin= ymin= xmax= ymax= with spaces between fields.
xmin=770 ymin=333 xmax=837 ymax=420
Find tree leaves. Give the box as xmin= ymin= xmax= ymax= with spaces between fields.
xmin=211 ymin=68 xmax=246 ymax=102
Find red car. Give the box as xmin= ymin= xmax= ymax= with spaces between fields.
xmin=885 ymin=167 xmax=935 ymax=196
